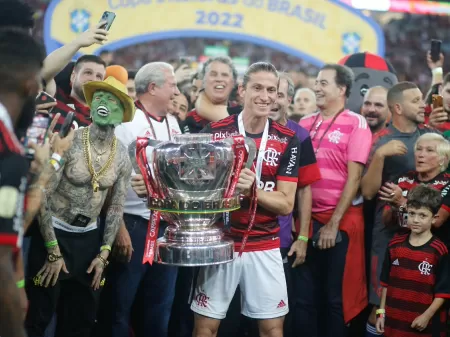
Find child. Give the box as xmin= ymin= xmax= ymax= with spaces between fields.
xmin=376 ymin=185 xmax=450 ymax=337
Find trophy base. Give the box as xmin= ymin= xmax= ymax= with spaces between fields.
xmin=155 ymin=237 xmax=235 ymax=267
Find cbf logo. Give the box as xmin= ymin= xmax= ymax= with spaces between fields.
xmin=418 ymin=260 xmax=433 ymax=276
xmin=70 ymin=9 xmax=91 ymax=33
xmin=342 ymin=32 xmax=361 ymax=55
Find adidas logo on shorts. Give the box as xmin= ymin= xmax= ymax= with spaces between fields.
xmin=277 ymin=300 xmax=286 ymax=308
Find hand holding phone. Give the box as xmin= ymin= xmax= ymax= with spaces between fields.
xmin=59 ymin=112 xmax=74 ymax=138
xmin=432 ymin=94 xmax=443 ymax=110
xmin=99 ymin=11 xmax=116 ymax=31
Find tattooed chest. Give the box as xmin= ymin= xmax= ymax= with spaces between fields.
xmin=64 ymin=152 xmax=120 ymax=189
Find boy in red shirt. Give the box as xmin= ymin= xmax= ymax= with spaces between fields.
xmin=376 ymin=185 xmax=450 ymax=337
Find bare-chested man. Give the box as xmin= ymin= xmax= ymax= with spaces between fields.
xmin=25 ymin=77 xmax=134 ymax=337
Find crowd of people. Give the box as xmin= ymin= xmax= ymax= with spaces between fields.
xmin=4 ymin=1 xmax=450 ymax=337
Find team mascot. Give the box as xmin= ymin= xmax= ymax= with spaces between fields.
xmin=338 ymin=52 xmax=398 ymax=113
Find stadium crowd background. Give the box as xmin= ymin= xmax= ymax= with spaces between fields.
xmin=29 ymin=0 xmax=450 ymax=93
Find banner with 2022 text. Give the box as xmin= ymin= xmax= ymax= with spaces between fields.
xmin=44 ymin=0 xmax=385 ymax=66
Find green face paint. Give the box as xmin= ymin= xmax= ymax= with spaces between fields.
xmin=91 ymin=91 xmax=124 ymax=127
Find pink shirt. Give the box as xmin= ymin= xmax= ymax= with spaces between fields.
xmin=299 ymin=109 xmax=372 ymax=213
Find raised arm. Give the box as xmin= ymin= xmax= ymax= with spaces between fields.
xmin=41 ymin=24 xmax=108 ymax=82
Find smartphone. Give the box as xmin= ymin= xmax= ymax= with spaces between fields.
xmin=35 ymin=91 xmax=56 ymax=113
xmin=23 ymin=112 xmax=50 ymax=160
xmin=59 ymin=111 xmax=74 ymax=138
xmin=312 ymin=230 xmax=342 ymax=248
xmin=432 ymin=94 xmax=443 ymax=110
xmin=99 ymin=11 xmax=116 ymax=31
xmin=430 ymin=39 xmax=442 ymax=63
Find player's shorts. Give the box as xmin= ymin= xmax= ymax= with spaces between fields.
xmin=369 ymin=223 xmax=397 ymax=306
xmin=190 ymin=248 xmax=289 ymax=320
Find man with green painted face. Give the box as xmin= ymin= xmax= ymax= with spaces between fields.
xmin=25 ymin=76 xmax=134 ymax=337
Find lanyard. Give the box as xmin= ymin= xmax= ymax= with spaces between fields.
xmin=136 ymin=100 xmax=172 ymax=141
xmin=237 ymin=112 xmax=269 ymax=183
xmin=144 ymin=114 xmax=172 ymax=141
xmin=308 ymin=108 xmax=344 ymax=154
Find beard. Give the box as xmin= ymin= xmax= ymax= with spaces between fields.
xmin=73 ymin=82 xmax=86 ymax=103
xmin=15 ymin=95 xmax=37 ymax=140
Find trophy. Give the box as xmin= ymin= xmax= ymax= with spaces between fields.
xmin=128 ymin=133 xmax=256 ymax=266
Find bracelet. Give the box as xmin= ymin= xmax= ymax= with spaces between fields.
xmin=49 ymin=159 xmax=61 ymax=172
xmin=297 ymin=235 xmax=308 ymax=242
xmin=432 ymin=67 xmax=443 ymax=75
xmin=376 ymin=309 xmax=385 ymax=314
xmin=45 ymin=240 xmax=58 ymax=248
xmin=29 ymin=184 xmax=45 ymax=193
xmin=100 ymin=245 xmax=111 ymax=252
xmin=51 ymin=153 xmax=65 ymax=166
xmin=96 ymin=254 xmax=109 ymax=268
xmin=16 ymin=279 xmax=25 ymax=289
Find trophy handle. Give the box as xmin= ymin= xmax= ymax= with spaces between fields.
xmin=128 ymin=138 xmax=163 ymax=174
xmin=243 ymin=137 xmax=257 ymax=169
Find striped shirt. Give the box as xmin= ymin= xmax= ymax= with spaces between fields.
xmin=300 ymin=109 xmax=372 ymax=213
xmin=381 ymin=233 xmax=450 ymax=337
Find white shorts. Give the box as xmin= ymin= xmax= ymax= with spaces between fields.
xmin=190 ymin=248 xmax=289 ymax=320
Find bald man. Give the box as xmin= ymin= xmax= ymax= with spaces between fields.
xmin=361 ymin=86 xmax=390 ymax=135
xmin=290 ymin=88 xmax=317 ymax=122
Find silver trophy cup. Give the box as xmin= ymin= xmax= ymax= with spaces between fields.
xmin=129 ymin=133 xmax=256 ymax=266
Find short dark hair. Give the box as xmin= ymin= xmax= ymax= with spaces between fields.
xmin=407 ymin=185 xmax=442 ymax=215
xmin=0 ymin=0 xmax=34 ymax=31
xmin=387 ymin=81 xmax=418 ymax=109
xmin=320 ymin=64 xmax=354 ymax=98
xmin=74 ymin=55 xmax=106 ymax=71
xmin=201 ymin=56 xmax=238 ymax=82
xmin=0 ymin=29 xmax=44 ymax=93
xmin=243 ymin=62 xmax=279 ymax=88
xmin=127 ymin=69 xmax=137 ymax=80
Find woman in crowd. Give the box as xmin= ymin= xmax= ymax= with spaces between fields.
xmin=379 ymin=133 xmax=450 ymax=245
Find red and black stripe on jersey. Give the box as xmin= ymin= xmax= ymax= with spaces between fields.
xmin=183 ymin=106 xmax=243 ymax=134
xmin=0 ymin=120 xmax=28 ymax=247
xmin=385 ymin=171 xmax=450 ymax=244
xmin=183 ymin=109 xmax=211 ymax=134
xmin=380 ymin=233 xmax=450 ymax=337
xmin=201 ymin=114 xmax=300 ymax=252
xmin=52 ymin=87 xmax=91 ymax=132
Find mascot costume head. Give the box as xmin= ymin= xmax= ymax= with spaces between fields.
xmin=338 ymin=52 xmax=398 ymax=113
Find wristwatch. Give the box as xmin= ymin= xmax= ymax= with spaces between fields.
xmin=47 ymin=253 xmax=63 ymax=263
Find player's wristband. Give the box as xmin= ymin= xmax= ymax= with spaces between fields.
xmin=100 ymin=245 xmax=111 ymax=252
xmin=376 ymin=308 xmax=386 ymax=318
xmin=432 ymin=67 xmax=443 ymax=76
xmin=51 ymin=153 xmax=65 ymax=166
xmin=16 ymin=279 xmax=25 ymax=289
xmin=45 ymin=240 xmax=58 ymax=248
xmin=297 ymin=235 xmax=308 ymax=242
xmin=29 ymin=184 xmax=45 ymax=193
xmin=49 ymin=159 xmax=61 ymax=172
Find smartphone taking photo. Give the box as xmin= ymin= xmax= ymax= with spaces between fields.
xmin=430 ymin=39 xmax=442 ymax=63
xmin=99 ymin=11 xmax=116 ymax=31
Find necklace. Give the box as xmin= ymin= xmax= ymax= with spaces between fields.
xmin=308 ymin=108 xmax=344 ymax=154
xmin=89 ymin=140 xmax=109 ymax=163
xmin=82 ymin=127 xmax=117 ymax=192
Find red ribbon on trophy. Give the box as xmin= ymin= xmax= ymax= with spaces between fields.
xmin=223 ymin=135 xmax=258 ymax=256
xmin=135 ymin=137 xmax=161 ymax=265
